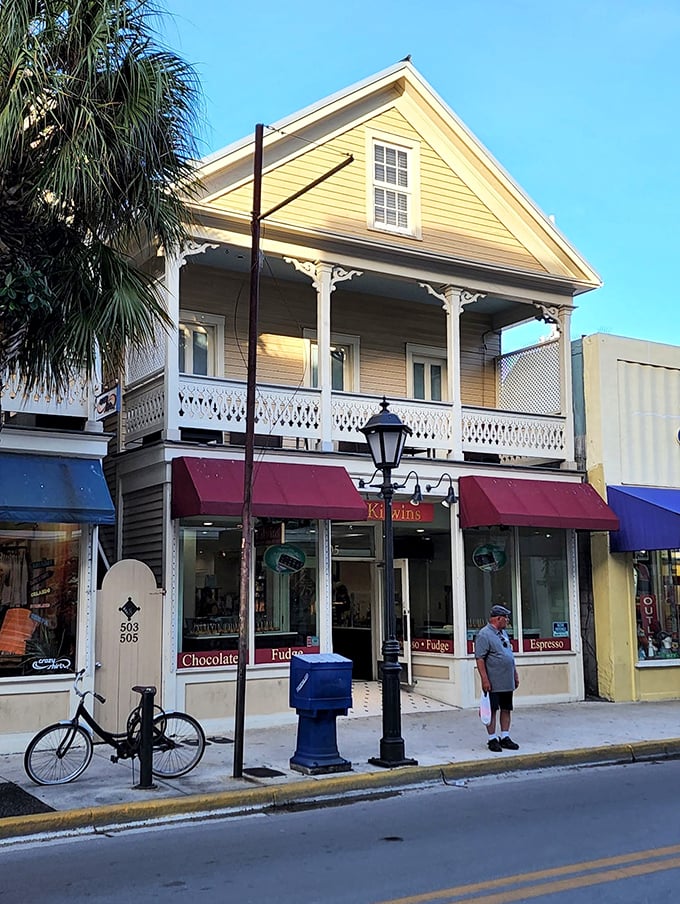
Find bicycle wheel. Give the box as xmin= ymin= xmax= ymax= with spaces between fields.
xmin=151 ymin=711 xmax=205 ymax=778
xmin=126 ymin=703 xmax=165 ymax=745
xmin=24 ymin=723 xmax=93 ymax=785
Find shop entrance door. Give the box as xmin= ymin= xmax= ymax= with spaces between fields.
xmin=377 ymin=558 xmax=413 ymax=685
xmin=331 ymin=560 xmax=374 ymax=680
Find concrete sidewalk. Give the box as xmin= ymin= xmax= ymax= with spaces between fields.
xmin=2 ymin=688 xmax=680 ymax=841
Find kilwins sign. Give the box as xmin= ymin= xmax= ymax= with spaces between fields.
xmin=366 ymin=501 xmax=434 ymax=522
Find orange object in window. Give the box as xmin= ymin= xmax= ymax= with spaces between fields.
xmin=0 ymin=608 xmax=36 ymax=655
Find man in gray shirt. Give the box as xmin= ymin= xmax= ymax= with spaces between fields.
xmin=475 ymin=604 xmax=520 ymax=752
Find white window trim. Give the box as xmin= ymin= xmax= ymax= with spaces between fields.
xmin=179 ymin=309 xmax=225 ymax=378
xmin=303 ymin=329 xmax=360 ymax=392
xmin=365 ymin=129 xmax=421 ymax=239
xmin=406 ymin=343 xmax=447 ymax=400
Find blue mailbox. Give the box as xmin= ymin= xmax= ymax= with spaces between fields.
xmin=289 ymin=653 xmax=353 ymax=775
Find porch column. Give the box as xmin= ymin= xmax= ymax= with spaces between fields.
xmin=162 ymin=252 xmax=181 ymax=442
xmin=449 ymin=505 xmax=469 ymax=672
xmin=558 ymin=305 xmax=576 ymax=469
xmin=419 ymin=284 xmax=484 ymax=460
xmin=316 ymin=262 xmax=334 ymax=452
xmin=162 ymin=242 xmax=219 ymax=442
xmin=318 ymin=519 xmax=333 ymax=652
xmin=285 ymin=258 xmax=361 ymax=452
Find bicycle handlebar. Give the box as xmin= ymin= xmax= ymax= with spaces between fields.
xmin=72 ymin=669 xmax=106 ymax=704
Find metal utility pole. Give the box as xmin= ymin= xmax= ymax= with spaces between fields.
xmin=232 ymin=126 xmax=353 ymax=779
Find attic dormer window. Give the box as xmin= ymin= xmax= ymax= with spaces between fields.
xmin=367 ymin=133 xmax=421 ymax=238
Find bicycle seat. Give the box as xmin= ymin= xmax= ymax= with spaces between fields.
xmin=132 ymin=685 xmax=157 ymax=695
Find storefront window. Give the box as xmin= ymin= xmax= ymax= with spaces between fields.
xmin=253 ymin=520 xmax=319 ymax=663
xmin=464 ymin=529 xmax=515 ymax=652
xmin=518 ymin=528 xmax=570 ymax=652
xmin=0 ymin=523 xmax=80 ymax=677
xmin=402 ymin=506 xmax=453 ymax=654
xmin=179 ymin=519 xmax=241 ymax=666
xmin=464 ymin=527 xmax=571 ymax=653
xmin=331 ymin=523 xmax=375 ymax=558
xmin=634 ymin=549 xmax=680 ymax=661
xmin=178 ymin=518 xmax=319 ymax=669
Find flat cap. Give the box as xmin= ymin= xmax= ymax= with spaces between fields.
xmin=489 ymin=604 xmax=511 ymax=619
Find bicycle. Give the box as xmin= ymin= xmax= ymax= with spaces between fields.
xmin=24 ymin=669 xmax=206 ymax=786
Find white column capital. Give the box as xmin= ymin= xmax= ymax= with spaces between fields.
xmin=159 ymin=241 xmax=220 ymax=268
xmin=329 ymin=265 xmax=362 ymax=291
xmin=284 ymin=257 xmax=362 ymax=291
xmin=533 ymin=301 xmax=563 ymax=334
xmin=419 ymin=283 xmax=485 ymax=315
xmin=284 ymin=256 xmax=319 ymax=286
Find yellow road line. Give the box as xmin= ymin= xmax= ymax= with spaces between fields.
xmin=374 ymin=842 xmax=680 ymax=904
xmin=445 ymin=855 xmax=680 ymax=903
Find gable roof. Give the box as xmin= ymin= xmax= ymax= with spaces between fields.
xmin=192 ymin=61 xmax=601 ymax=290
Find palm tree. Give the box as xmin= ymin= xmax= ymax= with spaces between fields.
xmin=0 ymin=0 xmax=202 ymax=410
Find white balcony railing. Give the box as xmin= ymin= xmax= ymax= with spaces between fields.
xmin=124 ymin=374 xmax=566 ymax=461
xmin=0 ymin=371 xmax=91 ymax=419
xmin=462 ymin=407 xmax=566 ymax=460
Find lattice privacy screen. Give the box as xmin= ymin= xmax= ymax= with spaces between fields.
xmin=496 ymin=340 xmax=560 ymax=415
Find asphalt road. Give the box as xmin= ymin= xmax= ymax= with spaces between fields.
xmin=2 ymin=760 xmax=680 ymax=903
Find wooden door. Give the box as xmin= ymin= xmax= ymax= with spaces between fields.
xmin=94 ymin=559 xmax=163 ymax=732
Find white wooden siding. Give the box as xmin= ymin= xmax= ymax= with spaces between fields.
xmin=181 ymin=265 xmax=498 ymax=407
xmin=209 ymin=108 xmax=546 ymax=274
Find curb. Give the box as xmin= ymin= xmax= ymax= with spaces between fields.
xmin=3 ymin=738 xmax=679 ymax=841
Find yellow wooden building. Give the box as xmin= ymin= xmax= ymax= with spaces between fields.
xmin=0 ymin=62 xmax=621 ymax=749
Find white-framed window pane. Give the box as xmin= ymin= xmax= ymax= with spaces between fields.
xmin=373 ymin=142 xmax=410 ymax=230
xmin=179 ymin=325 xmax=189 ymax=374
xmin=192 ymin=327 xmax=209 ymax=375
xmin=310 ymin=342 xmax=351 ymax=391
xmin=430 ymin=365 xmax=442 ymax=401
xmin=413 ymin=362 xmax=425 ymax=399
xmin=179 ymin=322 xmax=213 ymax=376
xmin=310 ymin=343 xmax=319 ymax=388
xmin=411 ymin=356 xmax=446 ymax=402
xmin=330 ymin=347 xmax=346 ymax=391
xmin=374 ymin=188 xmax=385 ymax=224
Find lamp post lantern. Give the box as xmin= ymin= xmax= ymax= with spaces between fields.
xmin=360 ymin=398 xmax=418 ymax=768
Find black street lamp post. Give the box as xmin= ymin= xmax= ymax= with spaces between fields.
xmin=360 ymin=399 xmax=418 ymax=768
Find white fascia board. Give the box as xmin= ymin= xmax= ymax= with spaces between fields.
xmin=198 ymin=61 xmax=412 ymax=178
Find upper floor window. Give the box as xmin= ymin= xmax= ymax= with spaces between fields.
xmin=407 ymin=344 xmax=447 ymax=402
xmin=367 ymin=133 xmax=421 ymax=237
xmin=304 ymin=331 xmax=360 ymax=392
xmin=179 ymin=311 xmax=224 ymax=377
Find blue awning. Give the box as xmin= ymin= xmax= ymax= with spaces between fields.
xmin=0 ymin=452 xmax=115 ymax=524
xmin=607 ymin=485 xmax=680 ymax=552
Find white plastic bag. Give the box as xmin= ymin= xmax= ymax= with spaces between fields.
xmin=479 ymin=691 xmax=492 ymax=725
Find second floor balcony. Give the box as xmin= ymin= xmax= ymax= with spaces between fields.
xmin=122 ymin=253 xmax=571 ymax=465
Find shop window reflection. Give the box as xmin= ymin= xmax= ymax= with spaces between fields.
xmin=179 ymin=518 xmax=319 ymax=666
xmin=635 ymin=549 xmax=680 ymax=661
xmin=464 ymin=529 xmax=515 ymax=652
xmin=518 ymin=528 xmax=570 ymax=651
xmin=0 ymin=523 xmax=80 ymax=677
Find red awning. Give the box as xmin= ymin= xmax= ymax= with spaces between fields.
xmin=458 ymin=475 xmax=619 ymax=530
xmin=171 ymin=457 xmax=368 ymax=521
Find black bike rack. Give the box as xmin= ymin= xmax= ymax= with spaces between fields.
xmin=133 ymin=685 xmax=157 ymax=789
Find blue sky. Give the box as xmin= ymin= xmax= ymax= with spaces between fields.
xmin=159 ymin=0 xmax=680 ymax=350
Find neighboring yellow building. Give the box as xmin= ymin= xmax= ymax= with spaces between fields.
xmin=580 ymin=334 xmax=680 ymax=701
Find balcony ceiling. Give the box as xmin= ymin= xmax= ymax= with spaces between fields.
xmin=191 ymin=242 xmax=526 ymax=322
